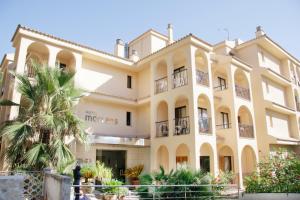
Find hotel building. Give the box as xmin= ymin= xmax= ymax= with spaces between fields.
xmin=0 ymin=24 xmax=300 ymax=187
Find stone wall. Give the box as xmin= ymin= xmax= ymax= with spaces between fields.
xmin=44 ymin=171 xmax=72 ymax=200
xmin=241 ymin=193 xmax=300 ymax=200
xmin=0 ymin=176 xmax=24 ymax=200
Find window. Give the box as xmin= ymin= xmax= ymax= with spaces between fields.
xmin=200 ymin=156 xmax=210 ymax=172
xmin=126 ymin=111 xmax=131 ymax=126
xmin=175 ymin=106 xmax=186 ymax=118
xmin=127 ymin=75 xmax=132 ymax=89
xmin=198 ymin=107 xmax=208 ymax=118
xmin=221 ymin=112 xmax=229 ymax=128
xmin=224 ymin=156 xmax=232 ymax=171
xmin=218 ymin=77 xmax=226 ymax=90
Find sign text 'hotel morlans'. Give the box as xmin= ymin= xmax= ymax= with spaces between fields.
xmin=84 ymin=111 xmax=118 ymax=125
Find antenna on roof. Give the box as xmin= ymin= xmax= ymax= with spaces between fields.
xmin=218 ymin=28 xmax=230 ymax=40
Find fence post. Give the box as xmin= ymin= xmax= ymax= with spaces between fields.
xmin=43 ymin=167 xmax=51 ymax=200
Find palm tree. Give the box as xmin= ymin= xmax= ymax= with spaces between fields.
xmin=0 ymin=61 xmax=86 ymax=170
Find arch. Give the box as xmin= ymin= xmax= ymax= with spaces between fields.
xmin=234 ymin=69 xmax=250 ymax=100
xmin=26 ymin=42 xmax=49 ymax=77
xmin=238 ymin=106 xmax=254 ymax=138
xmin=294 ymin=89 xmax=299 ymax=111
xmin=157 ymin=145 xmax=169 ymax=172
xmin=176 ymin=143 xmax=190 ymax=168
xmin=155 ymin=60 xmax=167 ymax=80
xmin=172 ymin=51 xmax=188 ymax=88
xmin=215 ymin=106 xmax=231 ymax=129
xmin=241 ymin=145 xmax=257 ymax=180
xmin=56 ymin=50 xmax=76 ymax=72
xmin=195 ymin=49 xmax=208 ymax=73
xmin=156 ymin=101 xmax=169 ymax=137
xmin=200 ymin=143 xmax=214 ymax=174
xmin=198 ymin=94 xmax=212 ymax=133
xmin=174 ymin=95 xmax=190 ymax=135
xmin=218 ymin=145 xmax=234 ymax=172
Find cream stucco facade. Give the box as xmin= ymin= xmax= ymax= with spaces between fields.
xmin=0 ymin=25 xmax=300 ymax=187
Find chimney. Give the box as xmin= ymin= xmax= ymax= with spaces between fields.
xmin=130 ymin=49 xmax=139 ymax=62
xmin=114 ymin=39 xmax=125 ymax=57
xmin=255 ymin=26 xmax=265 ymax=38
xmin=167 ymin=24 xmax=174 ymax=44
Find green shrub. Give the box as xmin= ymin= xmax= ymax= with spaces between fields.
xmin=100 ymin=179 xmax=128 ymax=196
xmin=95 ymin=161 xmax=112 ymax=182
xmin=245 ymin=148 xmax=300 ymax=193
xmin=137 ymin=166 xmax=217 ymax=199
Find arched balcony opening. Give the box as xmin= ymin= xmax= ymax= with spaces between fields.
xmin=200 ymin=143 xmax=214 ymax=174
xmin=195 ymin=49 xmax=209 ymax=86
xmin=174 ymin=95 xmax=189 ymax=135
xmin=56 ymin=50 xmax=75 ymax=72
xmin=25 ymin=42 xmax=49 ymax=77
xmin=157 ymin=145 xmax=169 ymax=172
xmin=155 ymin=60 xmax=168 ymax=94
xmin=218 ymin=145 xmax=234 ymax=173
xmin=156 ymin=101 xmax=169 ymax=137
xmin=294 ymin=89 xmax=300 ymax=112
xmin=238 ymin=106 xmax=254 ymax=138
xmin=213 ymin=68 xmax=228 ymax=92
xmin=197 ymin=94 xmax=212 ymax=134
xmin=215 ymin=106 xmax=231 ymax=129
xmin=234 ymin=69 xmax=250 ymax=100
xmin=296 ymin=67 xmax=300 ymax=86
xmin=176 ymin=143 xmax=190 ymax=169
xmin=172 ymin=51 xmax=188 ymax=88
xmin=241 ymin=145 xmax=257 ymax=181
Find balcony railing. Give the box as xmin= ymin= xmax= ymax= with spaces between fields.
xmin=239 ymin=124 xmax=254 ymax=138
xmin=174 ymin=116 xmax=190 ymax=135
xmin=196 ymin=70 xmax=209 ymax=86
xmin=216 ymin=123 xmax=231 ymax=130
xmin=156 ymin=120 xmax=169 ymax=137
xmin=213 ymin=84 xmax=227 ymax=91
xmin=173 ymin=69 xmax=188 ymax=88
xmin=198 ymin=117 xmax=211 ymax=134
xmin=25 ymin=65 xmax=35 ymax=78
xmin=235 ymin=85 xmax=250 ymax=100
xmin=155 ymin=76 xmax=168 ymax=94
xmin=296 ymin=102 xmax=300 ymax=112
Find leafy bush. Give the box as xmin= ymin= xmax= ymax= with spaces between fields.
xmin=100 ymin=179 xmax=128 ymax=196
xmin=245 ymin=149 xmax=300 ymax=193
xmin=95 ymin=161 xmax=112 ymax=182
xmin=80 ymin=164 xmax=97 ymax=183
xmin=137 ymin=166 xmax=218 ymax=199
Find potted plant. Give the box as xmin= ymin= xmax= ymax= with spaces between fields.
xmin=95 ymin=161 xmax=112 ymax=185
xmin=101 ymin=179 xmax=128 ymax=200
xmin=80 ymin=164 xmax=97 ymax=194
xmin=124 ymin=164 xmax=144 ymax=185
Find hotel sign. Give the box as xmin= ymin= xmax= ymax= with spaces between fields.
xmin=84 ymin=110 xmax=118 ymax=125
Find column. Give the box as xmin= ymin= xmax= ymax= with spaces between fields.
xmin=166 ymin=54 xmax=173 ymax=91
xmin=47 ymin=45 xmax=61 ymax=68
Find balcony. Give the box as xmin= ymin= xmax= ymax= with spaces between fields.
xmin=235 ymin=85 xmax=250 ymax=100
xmin=216 ymin=123 xmax=231 ymax=130
xmin=173 ymin=69 xmax=188 ymax=88
xmin=199 ymin=117 xmax=211 ymax=134
xmin=239 ymin=124 xmax=254 ymax=138
xmin=155 ymin=76 xmax=168 ymax=94
xmin=174 ymin=116 xmax=190 ymax=135
xmin=196 ymin=70 xmax=209 ymax=86
xmin=156 ymin=120 xmax=169 ymax=137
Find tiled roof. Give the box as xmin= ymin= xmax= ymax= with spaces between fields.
xmin=12 ymin=25 xmax=133 ymax=63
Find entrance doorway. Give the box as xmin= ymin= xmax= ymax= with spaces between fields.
xmin=96 ymin=150 xmax=126 ymax=181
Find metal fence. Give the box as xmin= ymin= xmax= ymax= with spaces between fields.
xmin=71 ymin=184 xmax=239 ymax=200
xmin=0 ymin=171 xmax=44 ymax=200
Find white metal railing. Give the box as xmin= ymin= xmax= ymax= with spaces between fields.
xmin=156 ymin=120 xmax=169 ymax=137
xmin=71 ymin=184 xmax=239 ymax=200
xmin=155 ymin=76 xmax=168 ymax=94
xmin=173 ymin=69 xmax=188 ymax=88
xmin=235 ymin=85 xmax=250 ymax=100
xmin=174 ymin=116 xmax=190 ymax=135
xmin=196 ymin=70 xmax=209 ymax=86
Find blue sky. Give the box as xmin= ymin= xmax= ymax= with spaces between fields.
xmin=0 ymin=0 xmax=299 ymax=58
